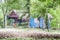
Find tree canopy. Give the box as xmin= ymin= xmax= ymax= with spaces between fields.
xmin=30 ymin=0 xmax=60 ymax=28
xmin=0 ymin=0 xmax=60 ymax=28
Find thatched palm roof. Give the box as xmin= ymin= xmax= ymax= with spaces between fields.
xmin=8 ymin=10 xmax=19 ymax=19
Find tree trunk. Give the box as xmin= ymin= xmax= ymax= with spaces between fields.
xmin=27 ymin=0 xmax=30 ymax=27
xmin=3 ymin=14 xmax=7 ymax=28
xmin=3 ymin=14 xmax=5 ymax=28
xmin=46 ymin=8 xmax=49 ymax=32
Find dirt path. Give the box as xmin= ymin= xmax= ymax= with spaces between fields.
xmin=0 ymin=28 xmax=60 ymax=39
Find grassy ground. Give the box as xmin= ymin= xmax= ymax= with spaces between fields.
xmin=0 ymin=37 xmax=60 ymax=40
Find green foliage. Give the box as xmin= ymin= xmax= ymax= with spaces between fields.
xmin=7 ymin=0 xmax=26 ymax=10
xmin=0 ymin=0 xmax=60 ymax=28
xmin=30 ymin=0 xmax=60 ymax=28
xmin=0 ymin=10 xmax=3 ymax=27
xmin=0 ymin=18 xmax=3 ymax=28
xmin=0 ymin=0 xmax=27 ymax=27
